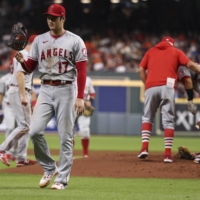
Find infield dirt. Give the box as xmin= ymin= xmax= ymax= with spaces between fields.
xmin=0 ymin=150 xmax=200 ymax=179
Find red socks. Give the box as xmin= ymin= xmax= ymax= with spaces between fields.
xmin=141 ymin=123 xmax=152 ymax=151
xmin=164 ymin=128 xmax=174 ymax=155
xmin=81 ymin=138 xmax=89 ymax=156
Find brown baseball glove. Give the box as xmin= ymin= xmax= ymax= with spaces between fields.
xmin=176 ymin=146 xmax=195 ymax=160
xmin=7 ymin=22 xmax=28 ymax=51
xmin=83 ymin=105 xmax=95 ymax=117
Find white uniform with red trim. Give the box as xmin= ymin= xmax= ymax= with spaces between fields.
xmin=0 ymin=73 xmax=16 ymax=157
xmin=78 ymin=76 xmax=95 ymax=138
xmin=0 ymin=49 xmax=33 ymax=162
xmin=28 ymin=31 xmax=87 ymax=186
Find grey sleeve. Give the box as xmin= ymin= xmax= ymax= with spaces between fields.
xmin=0 ymin=79 xmax=5 ymax=95
xmin=74 ymin=37 xmax=88 ymax=62
xmin=178 ymin=66 xmax=191 ymax=81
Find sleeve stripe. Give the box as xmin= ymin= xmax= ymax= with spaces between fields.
xmin=76 ymin=59 xmax=88 ymax=63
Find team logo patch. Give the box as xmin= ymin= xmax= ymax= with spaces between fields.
xmin=82 ymin=48 xmax=87 ymax=57
xmin=49 ymin=5 xmax=54 ymax=12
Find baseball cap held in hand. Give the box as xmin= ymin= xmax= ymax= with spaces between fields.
xmin=43 ymin=4 xmax=66 ymax=17
xmin=162 ymin=36 xmax=175 ymax=46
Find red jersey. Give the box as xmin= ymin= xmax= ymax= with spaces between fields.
xmin=139 ymin=41 xmax=190 ymax=90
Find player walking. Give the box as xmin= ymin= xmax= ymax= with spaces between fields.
xmin=137 ymin=36 xmax=200 ymax=163
xmin=0 ymin=72 xmax=17 ymax=161
xmin=15 ymin=4 xmax=87 ymax=190
xmin=0 ymin=35 xmax=37 ymax=167
xmin=76 ymin=76 xmax=95 ymax=157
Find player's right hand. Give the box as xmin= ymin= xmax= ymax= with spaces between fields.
xmin=15 ymin=52 xmax=24 ymax=63
xmin=74 ymin=98 xmax=85 ymax=116
xmin=21 ymin=95 xmax=28 ymax=106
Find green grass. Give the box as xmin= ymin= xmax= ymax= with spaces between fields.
xmin=0 ymin=133 xmax=200 ymax=199
xmin=0 ymin=174 xmax=199 ymax=200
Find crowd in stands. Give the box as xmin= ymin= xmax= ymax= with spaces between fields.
xmin=0 ymin=1 xmax=200 ymax=99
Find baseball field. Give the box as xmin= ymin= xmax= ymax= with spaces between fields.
xmin=0 ymin=134 xmax=200 ymax=200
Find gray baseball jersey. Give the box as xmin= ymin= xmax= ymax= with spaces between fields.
xmin=78 ymin=76 xmax=95 ymax=138
xmin=28 ymin=31 xmax=87 ymax=185
xmin=11 ymin=49 xmax=33 ymax=90
xmin=178 ymin=66 xmax=200 ymax=93
xmin=0 ymin=73 xmax=11 ymax=108
xmin=83 ymin=76 xmax=95 ymax=101
xmin=29 ymin=31 xmax=87 ymax=81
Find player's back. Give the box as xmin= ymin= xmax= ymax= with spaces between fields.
xmin=140 ymin=41 xmax=189 ymax=89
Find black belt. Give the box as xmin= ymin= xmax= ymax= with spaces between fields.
xmin=10 ymin=84 xmax=31 ymax=93
xmin=42 ymin=80 xmax=72 ymax=86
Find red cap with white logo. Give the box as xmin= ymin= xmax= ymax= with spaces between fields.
xmin=43 ymin=4 xmax=66 ymax=17
xmin=162 ymin=36 xmax=175 ymax=46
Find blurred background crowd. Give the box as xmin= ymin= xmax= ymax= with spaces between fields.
xmin=0 ymin=0 xmax=200 ymax=99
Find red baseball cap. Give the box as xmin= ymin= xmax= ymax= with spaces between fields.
xmin=43 ymin=4 xmax=66 ymax=17
xmin=162 ymin=36 xmax=175 ymax=46
xmin=28 ymin=35 xmax=37 ymax=43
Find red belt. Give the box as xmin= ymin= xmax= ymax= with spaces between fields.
xmin=10 ymin=84 xmax=31 ymax=93
xmin=42 ymin=80 xmax=72 ymax=86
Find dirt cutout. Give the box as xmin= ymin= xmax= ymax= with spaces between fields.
xmin=1 ymin=150 xmax=200 ymax=179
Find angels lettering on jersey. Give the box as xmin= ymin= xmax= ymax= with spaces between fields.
xmin=29 ymin=32 xmax=88 ymax=80
xmin=40 ymin=47 xmax=73 ymax=74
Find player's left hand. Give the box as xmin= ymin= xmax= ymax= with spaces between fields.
xmin=74 ymin=98 xmax=85 ymax=116
xmin=188 ymin=100 xmax=197 ymax=115
xmin=21 ymin=95 xmax=28 ymax=106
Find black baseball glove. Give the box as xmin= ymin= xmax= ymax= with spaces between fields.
xmin=7 ymin=22 xmax=28 ymax=51
xmin=176 ymin=146 xmax=195 ymax=160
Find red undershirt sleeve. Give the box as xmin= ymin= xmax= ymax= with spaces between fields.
xmin=21 ymin=58 xmax=38 ymax=74
xmin=76 ymin=61 xmax=87 ymax=99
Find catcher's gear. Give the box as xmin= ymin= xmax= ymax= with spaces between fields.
xmin=176 ymin=146 xmax=195 ymax=160
xmin=188 ymin=101 xmax=197 ymax=116
xmin=83 ymin=106 xmax=95 ymax=117
xmin=7 ymin=22 xmax=28 ymax=51
xmin=0 ymin=110 xmax=3 ymax=124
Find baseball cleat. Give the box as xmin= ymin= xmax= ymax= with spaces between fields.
xmin=51 ymin=182 xmax=66 ymax=190
xmin=84 ymin=154 xmax=89 ymax=158
xmin=16 ymin=159 xmax=37 ymax=167
xmin=0 ymin=151 xmax=10 ymax=166
xmin=137 ymin=150 xmax=148 ymax=159
xmin=39 ymin=167 xmax=58 ymax=188
xmin=196 ymin=121 xmax=200 ymax=129
xmin=164 ymin=155 xmax=173 ymax=163
xmin=6 ymin=153 xmax=16 ymax=162
xmin=194 ymin=158 xmax=200 ymax=164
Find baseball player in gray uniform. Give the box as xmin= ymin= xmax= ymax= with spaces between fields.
xmin=15 ymin=4 xmax=87 ymax=190
xmin=0 ymin=72 xmax=17 ymax=160
xmin=77 ymin=76 xmax=95 ymax=157
xmin=178 ymin=66 xmax=198 ymax=115
xmin=0 ymin=35 xmax=37 ymax=167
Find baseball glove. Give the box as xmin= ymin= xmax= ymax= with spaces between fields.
xmin=83 ymin=105 xmax=95 ymax=117
xmin=7 ymin=22 xmax=28 ymax=51
xmin=176 ymin=146 xmax=195 ymax=160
